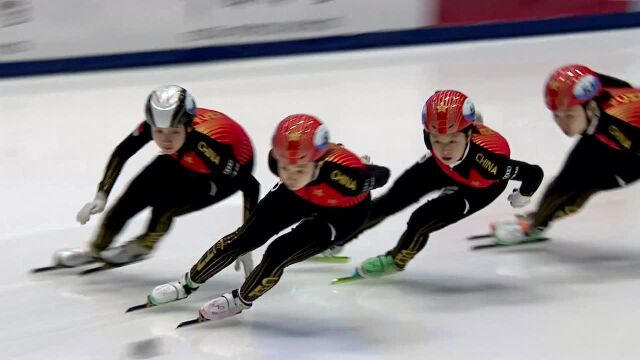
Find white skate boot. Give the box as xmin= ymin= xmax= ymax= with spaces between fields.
xmin=491 ymin=215 xmax=545 ymax=245
xmin=309 ymin=244 xmax=352 ymax=263
xmin=320 ymin=244 xmax=344 ymax=257
xmin=199 ymin=289 xmax=251 ymax=321
xmin=148 ymin=272 xmax=200 ymax=306
xmin=100 ymin=240 xmax=149 ymax=265
xmin=54 ymin=248 xmax=98 ymax=267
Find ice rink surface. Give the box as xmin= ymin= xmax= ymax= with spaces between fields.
xmin=2 ymin=28 xmax=640 ymax=359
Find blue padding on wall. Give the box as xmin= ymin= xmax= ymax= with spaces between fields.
xmin=2 ymin=11 xmax=640 ymax=78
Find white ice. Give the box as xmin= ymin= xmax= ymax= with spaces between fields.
xmin=2 ymin=28 xmax=640 ymax=360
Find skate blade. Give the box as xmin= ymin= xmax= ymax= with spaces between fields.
xmin=80 ymin=263 xmax=116 ymax=275
xmin=30 ymin=259 xmax=99 ymax=274
xmin=331 ymin=273 xmax=364 ymax=285
xmin=30 ymin=265 xmax=65 ymax=273
xmin=308 ymin=256 xmax=351 ymax=263
xmin=126 ymin=302 xmax=154 ymax=313
xmin=471 ymin=237 xmax=550 ymax=251
xmin=467 ymin=233 xmax=494 ymax=240
xmin=79 ymin=257 xmax=146 ymax=275
xmin=177 ymin=317 xmax=208 ymax=329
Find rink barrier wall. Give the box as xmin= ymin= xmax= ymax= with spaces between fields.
xmin=1 ymin=11 xmax=640 ymax=78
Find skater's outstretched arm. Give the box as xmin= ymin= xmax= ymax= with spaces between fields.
xmin=97 ymin=121 xmax=152 ymax=197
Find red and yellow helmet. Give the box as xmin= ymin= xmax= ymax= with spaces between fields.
xmin=422 ymin=90 xmax=476 ymax=134
xmin=544 ymin=64 xmax=602 ymax=111
xmin=272 ymin=114 xmax=330 ymax=164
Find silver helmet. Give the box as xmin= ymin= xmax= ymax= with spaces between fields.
xmin=145 ymin=85 xmax=196 ymax=128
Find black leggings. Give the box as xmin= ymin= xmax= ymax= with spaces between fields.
xmin=532 ymin=136 xmax=640 ymax=228
xmin=91 ymin=155 xmax=241 ymax=252
xmin=339 ymin=156 xmax=507 ymax=269
xmin=189 ymin=181 xmax=370 ymax=302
